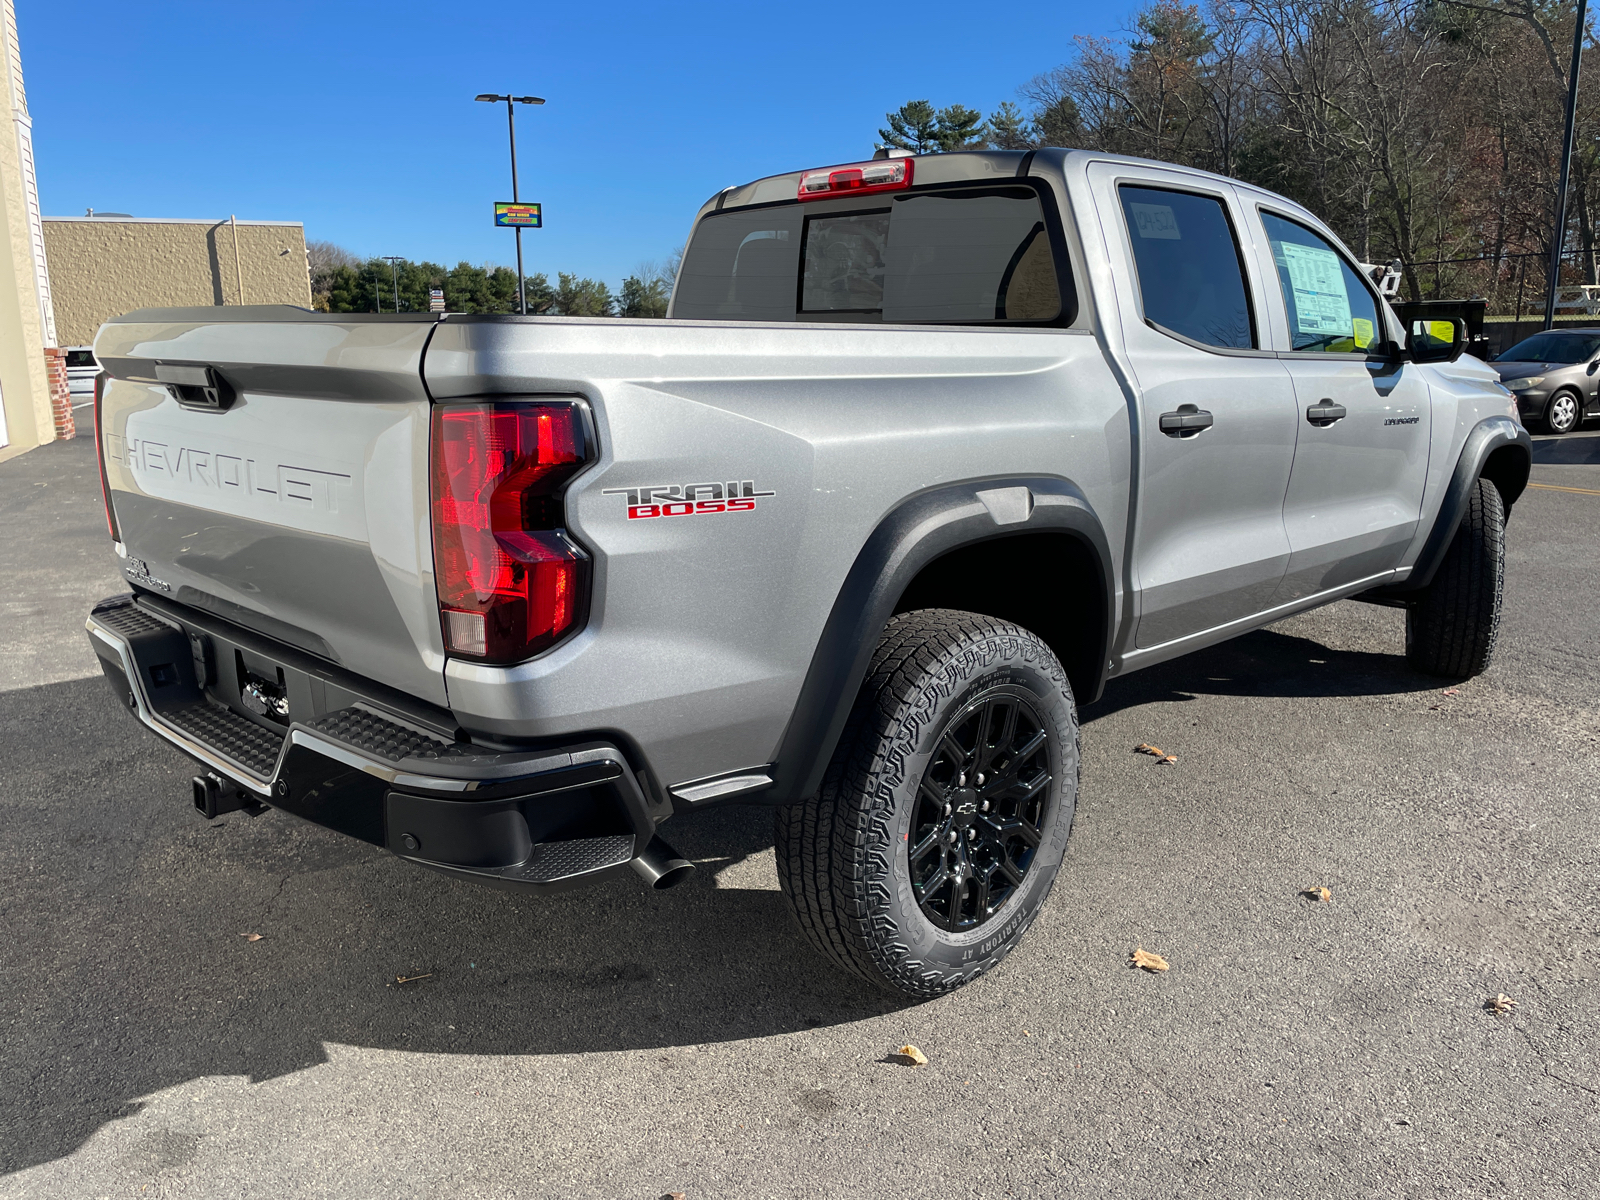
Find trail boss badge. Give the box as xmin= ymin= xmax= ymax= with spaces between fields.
xmin=603 ymin=480 xmax=775 ymax=520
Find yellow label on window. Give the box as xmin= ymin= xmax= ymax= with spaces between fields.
xmin=1351 ymin=317 xmax=1374 ymax=348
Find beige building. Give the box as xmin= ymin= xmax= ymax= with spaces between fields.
xmin=43 ymin=216 xmax=313 ymax=347
xmin=0 ymin=0 xmax=66 ymax=462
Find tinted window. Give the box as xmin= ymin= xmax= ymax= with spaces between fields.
xmin=1260 ymin=211 xmax=1381 ymax=354
xmin=66 ymin=349 xmax=98 ymax=368
xmin=882 ymin=191 xmax=1058 ymax=321
xmin=802 ymin=211 xmax=890 ymax=313
xmin=1498 ymin=331 xmax=1600 ymax=363
xmin=673 ymin=187 xmax=1061 ymax=324
xmin=1119 ymin=185 xmax=1254 ymax=349
xmin=671 ymin=208 xmax=805 ymax=321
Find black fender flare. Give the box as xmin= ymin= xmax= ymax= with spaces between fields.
xmin=1377 ymin=415 xmax=1531 ymax=598
xmin=767 ymin=476 xmax=1116 ymax=804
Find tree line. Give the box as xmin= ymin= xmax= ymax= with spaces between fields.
xmin=878 ymin=0 xmax=1600 ymax=308
xmin=308 ymin=242 xmax=677 ymax=317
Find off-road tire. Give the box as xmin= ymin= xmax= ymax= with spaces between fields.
xmin=774 ymin=609 xmax=1079 ymax=998
xmin=1406 ymin=477 xmax=1505 ymax=679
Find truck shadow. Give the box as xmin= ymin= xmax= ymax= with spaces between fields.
xmin=1530 ymin=428 xmax=1600 ymax=464
xmin=0 ymin=677 xmax=899 ymax=1176
xmin=0 ymin=619 xmax=1429 ymax=1174
xmin=1082 ymin=622 xmax=1436 ymax=720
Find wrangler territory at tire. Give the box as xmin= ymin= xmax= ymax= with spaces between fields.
xmin=1407 ymin=477 xmax=1506 ymax=679
xmin=775 ymin=611 xmax=1079 ymax=997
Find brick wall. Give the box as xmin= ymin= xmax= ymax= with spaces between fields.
xmin=42 ymin=346 xmax=74 ymax=440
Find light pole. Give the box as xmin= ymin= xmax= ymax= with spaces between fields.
xmin=475 ymin=92 xmax=545 ymax=315
xmin=382 ymin=255 xmax=404 ymax=313
xmin=1544 ymin=0 xmax=1589 ymax=330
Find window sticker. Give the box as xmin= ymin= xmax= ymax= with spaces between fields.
xmin=1351 ymin=317 xmax=1374 ymax=349
xmin=1280 ymin=242 xmax=1352 ymax=337
xmin=1129 ymin=203 xmax=1181 ymax=240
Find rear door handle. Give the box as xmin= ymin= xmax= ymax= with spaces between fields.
xmin=1158 ymin=405 xmax=1213 ymax=437
xmin=1306 ymin=400 xmax=1347 ymax=426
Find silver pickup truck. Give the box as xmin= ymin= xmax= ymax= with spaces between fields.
xmin=85 ymin=148 xmax=1530 ymax=998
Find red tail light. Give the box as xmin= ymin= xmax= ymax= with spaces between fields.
xmin=430 ymin=401 xmax=592 ymax=663
xmin=798 ymin=157 xmax=913 ymax=201
xmin=92 ymin=372 xmax=120 ymax=543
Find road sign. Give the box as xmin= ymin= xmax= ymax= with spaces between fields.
xmin=429 ymin=288 xmax=445 ymax=312
xmin=495 ymin=202 xmax=542 ymax=228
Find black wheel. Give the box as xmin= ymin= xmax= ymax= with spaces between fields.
xmin=1543 ymin=389 xmax=1582 ymax=434
xmin=1406 ymin=477 xmax=1505 ymax=679
xmin=775 ymin=610 xmax=1078 ymax=998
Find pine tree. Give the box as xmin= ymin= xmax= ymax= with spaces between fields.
xmin=879 ymin=100 xmax=942 ymax=153
xmin=988 ymin=101 xmax=1036 ymax=150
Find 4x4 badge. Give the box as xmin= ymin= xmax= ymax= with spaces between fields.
xmin=602 ymin=480 xmax=775 ymax=520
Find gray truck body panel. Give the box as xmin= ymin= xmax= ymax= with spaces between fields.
xmin=90 ymin=149 xmax=1528 ymax=821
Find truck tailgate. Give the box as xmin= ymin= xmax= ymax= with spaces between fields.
xmin=93 ymin=309 xmax=448 ymax=707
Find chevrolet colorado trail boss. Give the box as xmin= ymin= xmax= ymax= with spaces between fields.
xmin=85 ymin=149 xmax=1530 ymax=998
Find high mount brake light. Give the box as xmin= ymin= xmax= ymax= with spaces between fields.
xmin=92 ymin=372 xmax=120 ymax=543
xmin=430 ymin=401 xmax=591 ymax=663
xmin=797 ymin=157 xmax=914 ymax=201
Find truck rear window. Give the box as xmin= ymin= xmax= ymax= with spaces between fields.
xmin=673 ymin=187 xmax=1064 ymax=325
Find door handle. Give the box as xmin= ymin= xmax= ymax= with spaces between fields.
xmin=1306 ymin=400 xmax=1347 ymax=426
xmin=1158 ymin=405 xmax=1213 ymax=438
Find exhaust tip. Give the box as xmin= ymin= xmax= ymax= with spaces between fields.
xmin=630 ymin=836 xmax=696 ymax=890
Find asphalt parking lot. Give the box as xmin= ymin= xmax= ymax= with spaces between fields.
xmin=1 ymin=430 xmax=1596 ymax=1199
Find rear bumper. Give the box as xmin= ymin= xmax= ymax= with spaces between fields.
xmin=85 ymin=593 xmax=665 ymax=892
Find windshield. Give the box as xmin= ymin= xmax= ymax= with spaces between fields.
xmin=1497 ymin=331 xmax=1600 ymax=364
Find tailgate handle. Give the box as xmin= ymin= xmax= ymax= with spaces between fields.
xmin=154 ymin=363 xmax=235 ymax=412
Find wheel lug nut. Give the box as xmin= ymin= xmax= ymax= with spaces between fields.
xmin=980 ymin=800 xmax=989 ymax=812
xmin=946 ymin=830 xmax=958 ymax=844
xmin=966 ymin=828 xmax=976 ymax=841
xmin=943 ymin=804 xmax=951 ymax=817
xmin=976 ymin=772 xmax=985 ymax=785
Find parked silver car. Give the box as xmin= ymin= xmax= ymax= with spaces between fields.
xmin=1492 ymin=328 xmax=1600 ymax=433
xmin=64 ymin=346 xmax=100 ymax=400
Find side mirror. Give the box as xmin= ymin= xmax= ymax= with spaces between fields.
xmin=1406 ymin=317 xmax=1465 ymax=364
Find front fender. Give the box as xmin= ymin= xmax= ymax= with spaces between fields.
xmin=1385 ymin=415 xmax=1530 ymax=596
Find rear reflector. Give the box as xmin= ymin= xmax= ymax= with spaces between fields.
xmin=798 ymin=157 xmax=914 ymax=201
xmin=430 ymin=402 xmax=592 ymax=664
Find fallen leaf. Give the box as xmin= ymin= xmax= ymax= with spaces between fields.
xmin=661 ymin=1193 xmax=688 ymax=1200
xmin=395 ymin=973 xmax=434 ymax=985
xmin=893 ymin=1044 xmax=929 ymax=1066
xmin=1130 ymin=946 xmax=1169 ymax=972
xmin=240 ymin=933 xmax=263 ymax=942
xmin=1487 ymin=993 xmax=1517 ymax=1015
xmin=1443 ymin=688 xmax=1459 ymax=696
xmin=1022 ymin=1029 xmax=1032 ymax=1037
xmin=1134 ymin=743 xmax=1166 ymax=757
xmin=1301 ymin=886 xmax=1332 ymax=903
xmin=1157 ymin=755 xmax=1177 ymax=765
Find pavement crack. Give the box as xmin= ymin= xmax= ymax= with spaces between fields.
xmin=1510 ymin=1017 xmax=1599 ymax=1098
xmin=260 ymin=870 xmax=293 ymax=921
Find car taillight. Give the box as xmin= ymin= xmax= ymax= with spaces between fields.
xmin=798 ymin=157 xmax=914 ymax=201
xmin=430 ymin=401 xmax=592 ymax=663
xmin=92 ymin=371 xmax=120 ymax=543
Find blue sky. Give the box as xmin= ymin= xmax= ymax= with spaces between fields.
xmin=24 ymin=0 xmax=1135 ymax=288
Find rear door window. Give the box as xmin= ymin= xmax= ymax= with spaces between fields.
xmin=1117 ymin=185 xmax=1256 ymax=350
xmin=673 ymin=186 xmax=1064 ymax=325
xmin=1259 ymin=211 xmax=1382 ymax=354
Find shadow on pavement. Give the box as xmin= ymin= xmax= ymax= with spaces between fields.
xmin=1083 ymin=622 xmax=1435 ymax=721
xmin=0 ymin=676 xmax=901 ymax=1175
xmin=1 ymin=616 xmax=1434 ymax=1175
xmin=1531 ymin=429 xmax=1600 ymax=464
